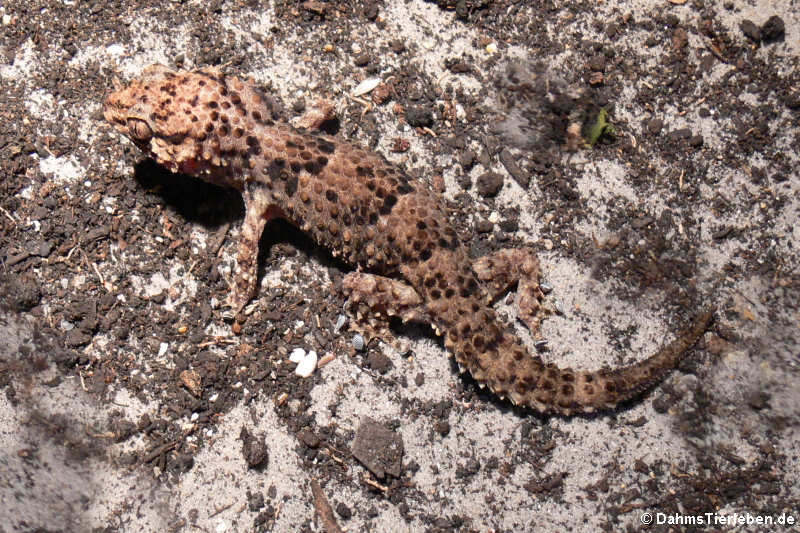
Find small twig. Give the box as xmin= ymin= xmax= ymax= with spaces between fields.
xmin=143 ymin=440 xmax=178 ymax=463
xmin=0 ymin=206 xmax=16 ymax=225
xmin=363 ymin=475 xmax=388 ymax=492
xmin=310 ymin=478 xmax=344 ymax=533
xmin=208 ymin=501 xmax=234 ymax=518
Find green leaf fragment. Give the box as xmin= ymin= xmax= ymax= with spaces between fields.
xmin=587 ymin=108 xmax=615 ymax=147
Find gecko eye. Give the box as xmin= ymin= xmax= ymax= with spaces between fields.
xmin=127 ymin=118 xmax=152 ymax=142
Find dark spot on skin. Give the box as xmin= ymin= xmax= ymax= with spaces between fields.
xmin=356 ymin=166 xmax=373 ymax=177
xmin=379 ymin=194 xmax=397 ymax=215
xmin=219 ymin=124 xmax=230 ymax=136
xmin=317 ymin=156 xmax=328 ymax=167
xmin=326 ymin=190 xmax=338 ymax=202
xmin=472 ymin=335 xmax=485 ymax=350
xmin=605 ymin=381 xmax=617 ymax=393
xmin=210 ymin=110 xmax=219 ymax=120
xmin=264 ymin=158 xmax=286 ymax=180
xmin=420 ymin=249 xmax=432 ymax=261
xmin=304 ymin=161 xmax=321 ymax=174
xmin=540 ymin=380 xmax=554 ymax=391
xmin=231 ymin=92 xmax=241 ymax=105
xmin=246 ymin=136 xmax=258 ymax=147
xmin=286 ymin=140 xmax=297 ymax=148
xmin=342 ymin=214 xmax=352 ymax=225
xmin=366 ymin=180 xmax=376 ymax=191
xmin=562 ymin=373 xmax=574 ymax=382
xmin=198 ymin=80 xmax=206 ymax=86
xmin=205 ymin=123 xmax=214 ymax=133
xmin=206 ymin=101 xmax=219 ymax=109
xmin=234 ymin=127 xmax=244 ymax=138
xmin=430 ymin=289 xmax=441 ymax=299
xmin=252 ymin=111 xmax=262 ymax=121
xmin=445 ymin=288 xmax=455 ymax=298
xmin=584 ymin=385 xmax=594 ymax=395
xmin=417 ymin=221 xmax=427 ymax=230
xmin=300 ymin=151 xmax=312 ymax=161
xmin=317 ymin=139 xmax=336 ymax=153
xmin=468 ymin=278 xmax=479 ymax=291
xmin=220 ymin=114 xmax=229 ymax=123
xmin=290 ymin=162 xmax=302 ymax=174
xmin=584 ymin=374 xmax=594 ymax=383
xmin=221 ymin=101 xmax=231 ymax=110
xmin=561 ymin=384 xmax=574 ymax=396
xmin=368 ymin=212 xmax=378 ymax=224
xmin=286 ymin=176 xmax=298 ymax=196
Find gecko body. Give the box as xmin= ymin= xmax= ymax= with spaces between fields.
xmin=104 ymin=64 xmax=713 ymax=415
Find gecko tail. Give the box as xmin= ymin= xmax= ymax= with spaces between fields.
xmin=450 ymin=307 xmax=715 ymax=415
xmin=585 ymin=307 xmax=716 ymax=409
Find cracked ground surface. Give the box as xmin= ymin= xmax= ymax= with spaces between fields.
xmin=1 ymin=1 xmax=798 ymax=531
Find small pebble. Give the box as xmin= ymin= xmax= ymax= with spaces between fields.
xmin=289 ymin=348 xmax=306 ymax=363
xmin=295 ymin=350 xmax=318 ymax=377
xmin=333 ymin=315 xmax=347 ymax=333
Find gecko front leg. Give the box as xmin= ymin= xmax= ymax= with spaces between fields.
xmin=225 ymin=185 xmax=284 ymax=319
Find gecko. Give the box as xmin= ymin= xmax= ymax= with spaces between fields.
xmin=104 ymin=64 xmax=714 ymax=415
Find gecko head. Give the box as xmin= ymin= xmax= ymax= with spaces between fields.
xmin=104 ymin=64 xmax=223 ymax=173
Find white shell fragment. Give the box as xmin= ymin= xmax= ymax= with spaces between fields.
xmin=352 ymin=77 xmax=381 ymax=97
xmin=333 ymin=315 xmax=347 ymax=333
xmin=295 ymin=350 xmax=318 ymax=377
xmin=352 ymin=334 xmax=365 ymax=351
xmin=289 ymin=348 xmax=306 ymax=363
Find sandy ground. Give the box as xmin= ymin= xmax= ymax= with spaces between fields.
xmin=1 ymin=0 xmax=798 ymax=531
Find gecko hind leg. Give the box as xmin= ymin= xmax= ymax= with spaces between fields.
xmin=341 ymin=272 xmax=431 ymax=351
xmin=473 ymin=248 xmax=552 ymax=337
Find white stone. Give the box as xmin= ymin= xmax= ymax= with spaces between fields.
xmin=352 ymin=77 xmax=381 ymax=97
xmin=289 ymin=348 xmax=306 ymax=363
xmin=295 ymin=350 xmax=318 ymax=378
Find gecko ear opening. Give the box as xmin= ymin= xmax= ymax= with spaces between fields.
xmin=127 ymin=118 xmax=153 ymax=142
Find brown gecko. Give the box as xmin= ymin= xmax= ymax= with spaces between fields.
xmin=104 ymin=64 xmax=714 ymax=415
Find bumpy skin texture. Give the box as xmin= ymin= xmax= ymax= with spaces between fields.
xmin=105 ymin=64 xmax=714 ymax=415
